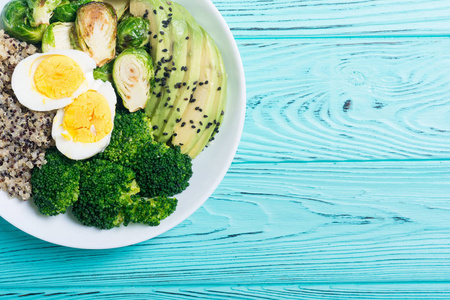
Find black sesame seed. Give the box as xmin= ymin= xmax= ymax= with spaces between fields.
xmin=191 ymin=125 xmax=196 ymax=129
xmin=153 ymin=9 xmax=157 ymax=14
xmin=160 ymin=31 xmax=165 ymax=35
xmin=185 ymin=36 xmax=189 ymax=40
xmin=181 ymin=122 xmax=186 ymax=127
xmin=218 ymin=87 xmax=222 ymax=91
xmin=152 ymin=125 xmax=159 ymax=130
xmin=190 ymin=120 xmax=194 ymax=124
xmin=205 ymin=80 xmax=208 ymax=84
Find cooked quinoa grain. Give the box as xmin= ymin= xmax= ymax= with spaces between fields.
xmin=0 ymin=30 xmax=55 ymax=200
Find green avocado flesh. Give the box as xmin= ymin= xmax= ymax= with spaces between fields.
xmin=130 ymin=0 xmax=227 ymax=158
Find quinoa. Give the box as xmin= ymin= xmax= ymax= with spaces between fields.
xmin=0 ymin=30 xmax=55 ymax=200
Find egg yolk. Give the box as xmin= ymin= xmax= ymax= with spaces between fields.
xmin=62 ymin=90 xmax=112 ymax=143
xmin=34 ymin=55 xmax=85 ymax=99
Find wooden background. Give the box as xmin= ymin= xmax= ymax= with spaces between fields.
xmin=2 ymin=0 xmax=450 ymax=298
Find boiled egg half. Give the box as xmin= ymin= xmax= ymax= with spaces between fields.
xmin=12 ymin=50 xmax=96 ymax=111
xmin=52 ymin=80 xmax=117 ymax=160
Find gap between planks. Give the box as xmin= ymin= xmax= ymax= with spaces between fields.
xmin=233 ymin=35 xmax=450 ymax=40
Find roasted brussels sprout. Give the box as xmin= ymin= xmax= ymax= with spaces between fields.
xmin=103 ymin=0 xmax=129 ymax=20
xmin=113 ymin=48 xmax=153 ymax=112
xmin=75 ymin=2 xmax=117 ymax=66
xmin=1 ymin=0 xmax=47 ymax=44
xmin=26 ymin=0 xmax=62 ymax=26
xmin=42 ymin=22 xmax=74 ymax=52
xmin=116 ymin=15 xmax=150 ymax=52
xmin=93 ymin=60 xmax=114 ymax=82
xmin=50 ymin=0 xmax=94 ymax=23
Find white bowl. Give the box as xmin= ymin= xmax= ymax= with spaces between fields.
xmin=0 ymin=0 xmax=246 ymax=249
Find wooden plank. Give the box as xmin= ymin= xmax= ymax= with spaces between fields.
xmin=212 ymin=0 xmax=450 ymax=37
xmin=235 ymin=38 xmax=450 ymax=162
xmin=2 ymin=283 xmax=450 ymax=299
xmin=0 ymin=160 xmax=449 ymax=287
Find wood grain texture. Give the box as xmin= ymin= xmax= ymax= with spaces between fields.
xmin=212 ymin=0 xmax=450 ymax=37
xmin=0 ymin=160 xmax=449 ymax=290
xmin=235 ymin=38 xmax=450 ymax=162
xmin=2 ymin=0 xmax=450 ymax=298
xmin=1 ymin=283 xmax=450 ymax=299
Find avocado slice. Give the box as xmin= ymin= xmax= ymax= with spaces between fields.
xmin=155 ymin=2 xmax=205 ymax=143
xmin=130 ymin=0 xmax=228 ymax=158
xmin=188 ymin=41 xmax=227 ymax=158
xmin=171 ymin=32 xmax=223 ymax=157
xmin=150 ymin=2 xmax=190 ymax=140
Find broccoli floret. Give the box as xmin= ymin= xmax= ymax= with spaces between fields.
xmin=31 ymin=148 xmax=81 ymax=216
xmin=133 ymin=143 xmax=193 ymax=198
xmin=72 ymin=159 xmax=177 ymax=229
xmin=72 ymin=159 xmax=140 ymax=229
xmin=99 ymin=109 xmax=192 ymax=198
xmin=99 ymin=109 xmax=154 ymax=165
xmin=125 ymin=195 xmax=178 ymax=226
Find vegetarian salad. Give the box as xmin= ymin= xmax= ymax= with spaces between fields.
xmin=0 ymin=0 xmax=227 ymax=229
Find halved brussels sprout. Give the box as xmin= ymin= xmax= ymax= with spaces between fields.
xmin=1 ymin=0 xmax=47 ymax=44
xmin=116 ymin=15 xmax=150 ymax=52
xmin=75 ymin=2 xmax=117 ymax=66
xmin=42 ymin=22 xmax=74 ymax=52
xmin=103 ymin=0 xmax=129 ymax=20
xmin=93 ymin=59 xmax=114 ymax=82
xmin=26 ymin=0 xmax=62 ymax=26
xmin=113 ymin=48 xmax=154 ymax=112
xmin=50 ymin=0 xmax=94 ymax=23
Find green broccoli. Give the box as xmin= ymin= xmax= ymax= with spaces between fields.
xmin=98 ymin=109 xmax=154 ymax=165
xmin=133 ymin=143 xmax=193 ymax=198
xmin=72 ymin=159 xmax=140 ymax=229
xmin=125 ymin=195 xmax=178 ymax=227
xmin=31 ymin=148 xmax=81 ymax=216
xmin=72 ymin=159 xmax=178 ymax=229
xmin=99 ymin=109 xmax=193 ymax=198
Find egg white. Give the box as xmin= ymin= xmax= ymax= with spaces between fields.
xmin=11 ymin=50 xmax=97 ymax=112
xmin=52 ymin=80 xmax=117 ymax=160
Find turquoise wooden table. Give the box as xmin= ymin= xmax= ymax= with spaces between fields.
xmin=2 ymin=0 xmax=450 ymax=298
